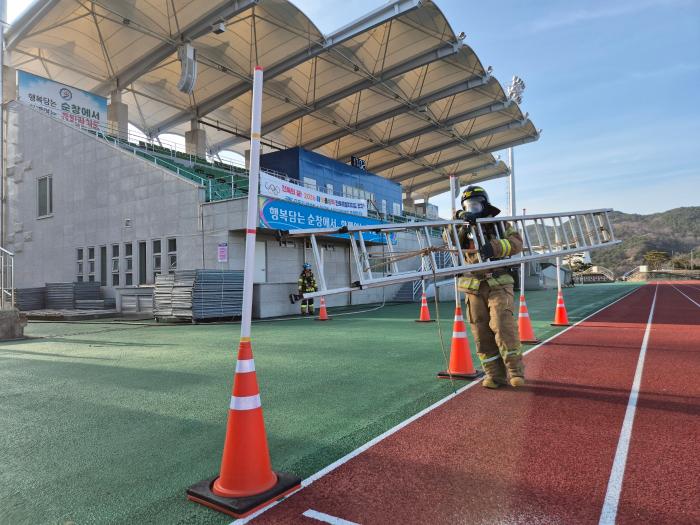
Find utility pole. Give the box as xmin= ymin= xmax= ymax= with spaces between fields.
xmin=506 ymin=75 xmax=525 ymax=217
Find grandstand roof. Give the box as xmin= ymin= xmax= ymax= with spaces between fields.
xmin=6 ymin=0 xmax=539 ymax=196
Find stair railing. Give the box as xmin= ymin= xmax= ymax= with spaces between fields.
xmin=0 ymin=247 xmax=15 ymax=310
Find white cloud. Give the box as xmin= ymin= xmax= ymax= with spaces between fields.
xmin=529 ymin=0 xmax=691 ymax=32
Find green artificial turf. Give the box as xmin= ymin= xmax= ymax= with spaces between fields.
xmin=0 ymin=282 xmax=641 ymax=524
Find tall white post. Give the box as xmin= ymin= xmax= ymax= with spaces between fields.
xmin=0 ymin=0 xmax=5 ymax=246
xmin=449 ymin=175 xmax=460 ymax=306
xmin=508 ymin=147 xmax=515 ymax=216
xmin=520 ymin=207 xmax=526 ymax=296
xmin=556 ymin=256 xmax=562 ymax=292
xmin=240 ymin=66 xmax=263 ymax=340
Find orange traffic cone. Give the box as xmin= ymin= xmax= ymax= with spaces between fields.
xmin=551 ymin=290 xmax=571 ymax=326
xmin=518 ymin=294 xmax=541 ymax=344
xmin=438 ymin=305 xmax=483 ymax=380
xmin=187 ymin=338 xmax=301 ymax=517
xmin=315 ymin=297 xmax=331 ymax=321
xmin=415 ymin=292 xmax=435 ymax=322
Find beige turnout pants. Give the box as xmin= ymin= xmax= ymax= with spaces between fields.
xmin=466 ymin=281 xmax=524 ymax=382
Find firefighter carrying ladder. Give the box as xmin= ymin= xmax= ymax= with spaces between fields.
xmin=281 ymin=208 xmax=621 ymax=300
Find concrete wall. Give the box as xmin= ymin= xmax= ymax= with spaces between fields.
xmin=5 ymin=102 xmax=449 ymax=317
xmin=5 ymin=102 xmax=205 ymax=293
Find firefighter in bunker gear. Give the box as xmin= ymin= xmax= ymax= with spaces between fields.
xmin=456 ymin=186 xmax=525 ymax=389
xmin=297 ymin=263 xmax=317 ymax=315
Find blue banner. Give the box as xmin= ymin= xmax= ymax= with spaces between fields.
xmin=259 ymin=197 xmax=394 ymax=244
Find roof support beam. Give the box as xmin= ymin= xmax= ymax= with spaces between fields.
xmin=371 ymin=119 xmax=529 ymax=173
xmin=5 ymin=0 xmax=63 ymax=50
xmin=93 ymin=0 xmax=259 ymax=94
xmin=301 ymin=74 xmax=493 ymax=151
xmin=151 ymin=0 xmax=423 ymax=134
xmin=339 ymin=99 xmax=514 ymax=161
xmin=209 ymin=39 xmax=465 ymax=153
xmin=404 ymin=162 xmax=506 ymax=192
xmin=405 ymin=167 xmax=510 ymax=198
xmin=391 ymin=133 xmax=539 ymax=182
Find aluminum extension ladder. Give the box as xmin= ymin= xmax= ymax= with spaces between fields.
xmin=282 ymin=209 xmax=621 ymax=299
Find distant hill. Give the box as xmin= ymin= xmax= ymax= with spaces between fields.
xmin=590 ymin=207 xmax=700 ymax=276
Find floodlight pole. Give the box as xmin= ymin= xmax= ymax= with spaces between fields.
xmin=240 ymin=66 xmax=263 ymax=340
xmin=508 ymin=147 xmax=515 ymax=217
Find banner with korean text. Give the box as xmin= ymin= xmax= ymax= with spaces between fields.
xmin=18 ymin=70 xmax=108 ymax=131
xmin=259 ymin=197 xmax=395 ymax=244
xmin=260 ymin=171 xmax=368 ymax=217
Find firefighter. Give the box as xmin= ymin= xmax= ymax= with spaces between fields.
xmin=456 ymin=186 xmax=525 ymax=389
xmin=297 ymin=263 xmax=317 ymax=316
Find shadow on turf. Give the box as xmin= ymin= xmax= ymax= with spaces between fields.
xmin=1 ymin=358 xmax=209 ymax=391
xmin=0 ymin=348 xmax=116 ymax=360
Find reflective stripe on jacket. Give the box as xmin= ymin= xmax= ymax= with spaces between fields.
xmin=456 ymin=222 xmax=523 ymax=293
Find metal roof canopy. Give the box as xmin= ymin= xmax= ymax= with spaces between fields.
xmin=6 ymin=0 xmax=539 ymax=197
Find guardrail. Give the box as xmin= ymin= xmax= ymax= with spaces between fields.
xmin=0 ymin=247 xmax=15 ymax=310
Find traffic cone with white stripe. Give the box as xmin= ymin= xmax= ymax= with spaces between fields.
xmin=438 ymin=305 xmax=483 ymax=380
xmin=315 ymin=297 xmax=331 ymax=321
xmin=518 ymin=294 xmax=541 ymax=344
xmin=551 ymin=290 xmax=571 ymax=326
xmin=187 ymin=338 xmax=301 ymax=517
xmin=415 ymin=292 xmax=435 ymax=322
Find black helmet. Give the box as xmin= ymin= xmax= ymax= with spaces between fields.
xmin=460 ymin=185 xmax=501 ymax=217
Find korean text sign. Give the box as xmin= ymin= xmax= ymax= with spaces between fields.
xmin=260 ymin=171 xmax=368 ymax=217
xmin=258 ymin=197 xmax=394 ymax=244
xmin=18 ymin=70 xmax=108 ymax=131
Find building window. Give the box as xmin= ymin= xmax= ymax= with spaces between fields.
xmin=87 ymin=247 xmax=95 ymax=282
xmin=381 ymin=199 xmax=387 ymax=215
xmin=111 ymin=244 xmax=120 ymax=286
xmin=76 ymin=248 xmax=84 ymax=282
xmin=124 ymin=243 xmax=133 ymax=286
xmin=38 ymin=176 xmax=53 ymax=217
xmin=323 ymin=243 xmax=335 ymax=252
xmin=152 ymin=240 xmax=162 ymax=281
xmin=279 ymin=239 xmax=296 ymax=248
xmin=325 ymin=183 xmax=333 ymax=195
xmin=167 ymin=238 xmax=177 ymax=273
xmin=393 ymin=202 xmax=402 ymax=216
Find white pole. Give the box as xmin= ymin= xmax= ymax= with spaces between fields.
xmin=508 ymin=147 xmax=515 ymax=216
xmin=449 ymin=175 xmax=459 ymax=306
xmin=556 ymin=256 xmax=562 ymax=292
xmin=240 ymin=66 xmax=263 ymax=340
xmin=520 ymin=207 xmax=526 ymax=296
xmin=0 ymin=0 xmax=5 ymax=246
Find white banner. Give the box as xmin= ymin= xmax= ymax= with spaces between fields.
xmin=18 ymin=70 xmax=108 ymax=131
xmin=260 ymin=171 xmax=368 ymax=217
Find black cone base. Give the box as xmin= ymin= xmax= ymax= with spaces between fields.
xmin=437 ymin=369 xmax=484 ymax=380
xmin=187 ymin=472 xmax=301 ymax=518
xmin=520 ymin=339 xmax=541 ymax=344
xmin=550 ymin=323 xmax=572 ymax=327
xmin=415 ymin=319 xmax=436 ymax=323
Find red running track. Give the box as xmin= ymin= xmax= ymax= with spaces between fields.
xmin=615 ymin=283 xmax=700 ymax=524
xmin=247 ymin=284 xmax=699 ymax=524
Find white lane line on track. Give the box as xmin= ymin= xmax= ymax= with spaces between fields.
xmin=599 ymin=284 xmax=658 ymax=525
xmin=671 ymin=283 xmax=700 ymax=308
xmin=302 ymin=509 xmax=360 ymax=525
xmin=230 ymin=286 xmax=644 ymax=525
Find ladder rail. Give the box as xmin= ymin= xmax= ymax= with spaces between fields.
xmin=301 ymin=240 xmax=621 ymax=299
xmin=284 ymin=209 xmax=621 ymax=299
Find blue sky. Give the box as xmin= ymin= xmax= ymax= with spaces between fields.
xmin=9 ymin=0 xmax=700 ymax=216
